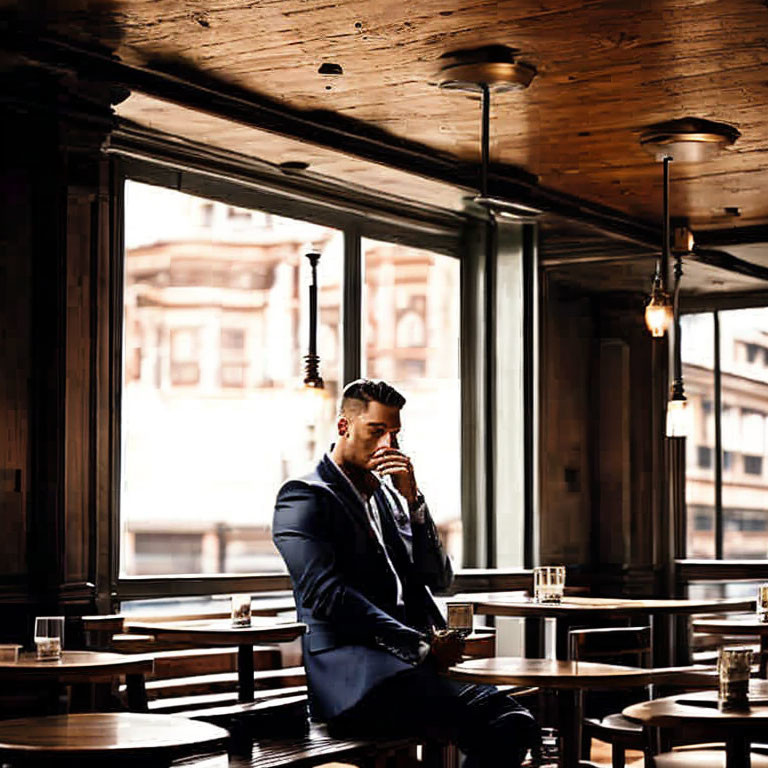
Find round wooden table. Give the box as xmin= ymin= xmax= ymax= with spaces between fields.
xmin=450 ymin=594 xmax=756 ymax=664
xmin=692 ymin=617 xmax=768 ymax=678
xmin=448 ymin=658 xmax=693 ymax=768
xmin=126 ymin=617 xmax=305 ymax=702
xmin=0 ymin=712 xmax=229 ymax=766
xmin=0 ymin=650 xmax=154 ymax=712
xmin=624 ymin=690 xmax=768 ymax=768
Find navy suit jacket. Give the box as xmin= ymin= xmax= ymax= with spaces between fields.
xmin=272 ymin=454 xmax=453 ymax=720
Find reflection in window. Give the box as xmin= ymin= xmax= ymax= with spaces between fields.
xmin=121 ymin=180 xmax=343 ymax=576
xmin=362 ymin=239 xmax=462 ymax=565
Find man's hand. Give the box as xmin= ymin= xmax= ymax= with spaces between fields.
xmin=429 ymin=629 xmax=465 ymax=672
xmin=368 ymin=447 xmax=418 ymax=506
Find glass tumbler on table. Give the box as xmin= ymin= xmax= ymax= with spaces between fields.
xmin=534 ymin=566 xmax=566 ymax=604
xmin=34 ymin=616 xmax=64 ymax=660
xmin=718 ymin=646 xmax=752 ymax=711
xmin=447 ymin=603 xmax=474 ymax=639
xmin=231 ymin=594 xmax=252 ymax=627
xmin=757 ymin=583 xmax=768 ymax=623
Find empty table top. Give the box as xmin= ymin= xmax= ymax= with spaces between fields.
xmin=125 ymin=617 xmax=305 ymax=645
xmin=446 ymin=657 xmax=679 ymax=688
xmin=0 ymin=712 xmax=229 ymax=761
xmin=453 ymin=594 xmax=756 ymax=618
xmin=0 ymin=650 xmax=153 ymax=680
xmin=693 ymin=617 xmax=768 ymax=635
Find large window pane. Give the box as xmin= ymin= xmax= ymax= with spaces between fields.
xmin=121 ymin=181 xmax=342 ymax=576
xmin=719 ymin=308 xmax=768 ymax=559
xmin=682 ymin=313 xmax=716 ymax=558
xmin=361 ymin=239 xmax=462 ymax=565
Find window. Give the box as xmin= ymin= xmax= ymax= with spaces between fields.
xmin=362 ymin=239 xmax=462 ymax=564
xmin=697 ymin=446 xmax=713 ymax=469
xmin=121 ymin=181 xmax=343 ymax=576
xmin=120 ymin=180 xmax=464 ymax=580
xmin=683 ymin=307 xmax=768 ymax=560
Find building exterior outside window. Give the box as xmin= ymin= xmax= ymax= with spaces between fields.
xmin=120 ymin=181 xmax=462 ymax=576
xmin=683 ymin=308 xmax=768 ymax=559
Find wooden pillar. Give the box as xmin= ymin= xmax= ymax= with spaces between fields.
xmin=0 ymin=65 xmax=120 ymax=637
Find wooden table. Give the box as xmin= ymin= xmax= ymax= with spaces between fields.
xmin=692 ymin=617 xmax=768 ymax=678
xmin=624 ymin=689 xmax=768 ymax=768
xmin=126 ymin=617 xmax=305 ymax=702
xmin=448 ymin=657 xmax=693 ymax=768
xmin=451 ymin=594 xmax=755 ymax=664
xmin=0 ymin=712 xmax=229 ymax=766
xmin=0 ymin=650 xmax=154 ymax=712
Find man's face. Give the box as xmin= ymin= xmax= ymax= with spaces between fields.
xmin=340 ymin=400 xmax=402 ymax=471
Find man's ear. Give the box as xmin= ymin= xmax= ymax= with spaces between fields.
xmin=337 ymin=416 xmax=349 ymax=437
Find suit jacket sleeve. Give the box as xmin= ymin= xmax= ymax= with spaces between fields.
xmin=273 ymin=480 xmax=426 ymax=664
xmin=410 ymin=498 xmax=454 ymax=593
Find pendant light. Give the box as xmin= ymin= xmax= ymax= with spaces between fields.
xmin=640 ymin=118 xmax=740 ymax=436
xmin=436 ymin=45 xmax=539 ymax=218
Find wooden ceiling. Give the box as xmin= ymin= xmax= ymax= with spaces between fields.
xmin=8 ymin=0 xmax=768 ymax=294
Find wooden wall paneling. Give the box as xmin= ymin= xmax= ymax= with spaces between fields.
xmin=596 ymin=338 xmax=631 ymax=567
xmin=539 ymin=277 xmax=593 ymax=566
xmin=0 ymin=142 xmax=31 ymax=583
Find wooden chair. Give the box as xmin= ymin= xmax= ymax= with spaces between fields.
xmin=572 ymin=626 xmax=718 ymax=768
xmin=571 ymin=626 xmax=656 ymax=768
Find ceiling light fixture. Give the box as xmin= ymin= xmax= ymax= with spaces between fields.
xmin=437 ymin=45 xmax=539 ymax=218
xmin=640 ymin=117 xmax=740 ymax=436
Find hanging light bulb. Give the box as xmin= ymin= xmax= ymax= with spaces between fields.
xmin=645 ymin=270 xmax=673 ymax=338
xmin=666 ymin=395 xmax=692 ymax=437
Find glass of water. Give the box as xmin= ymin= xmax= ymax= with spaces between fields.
xmin=718 ymin=646 xmax=752 ymax=711
xmin=757 ymin=584 xmax=768 ymax=623
xmin=447 ymin=602 xmax=474 ymax=639
xmin=231 ymin=594 xmax=252 ymax=627
xmin=34 ymin=617 xmax=64 ymax=660
xmin=534 ymin=566 xmax=566 ymax=604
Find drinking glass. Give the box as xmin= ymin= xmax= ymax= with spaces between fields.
xmin=447 ymin=603 xmax=474 ymax=639
xmin=718 ymin=646 xmax=752 ymax=711
xmin=231 ymin=594 xmax=252 ymax=627
xmin=534 ymin=566 xmax=566 ymax=604
xmin=757 ymin=584 xmax=768 ymax=623
xmin=34 ymin=616 xmax=64 ymax=660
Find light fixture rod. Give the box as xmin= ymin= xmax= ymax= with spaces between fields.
xmin=662 ymin=155 xmax=671 ymax=293
xmin=481 ymin=83 xmax=490 ymax=199
xmin=307 ymin=253 xmax=319 ymax=358
xmin=671 ymin=250 xmax=684 ymax=398
xmin=303 ymin=252 xmax=324 ymax=388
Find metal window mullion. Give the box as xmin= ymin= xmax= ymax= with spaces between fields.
xmin=714 ymin=310 xmax=724 ymax=560
xmin=343 ymin=227 xmax=362 ymax=385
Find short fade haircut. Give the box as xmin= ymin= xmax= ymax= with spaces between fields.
xmin=339 ymin=378 xmax=406 ymax=416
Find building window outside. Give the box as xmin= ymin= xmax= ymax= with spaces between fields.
xmin=697 ymin=446 xmax=713 ymax=469
xmin=682 ymin=308 xmax=768 ymax=560
xmin=361 ymin=238 xmax=462 ymax=565
xmin=120 ymin=181 xmax=463 ymax=577
xmin=121 ymin=181 xmax=344 ymax=577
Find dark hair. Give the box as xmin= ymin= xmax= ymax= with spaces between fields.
xmin=340 ymin=378 xmax=406 ymax=414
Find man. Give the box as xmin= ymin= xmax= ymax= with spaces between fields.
xmin=273 ymin=379 xmax=536 ymax=767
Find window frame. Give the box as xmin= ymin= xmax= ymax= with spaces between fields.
xmin=110 ymin=152 xmax=467 ymax=602
xmin=680 ymin=304 xmax=768 ymax=576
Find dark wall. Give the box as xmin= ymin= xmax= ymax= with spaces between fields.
xmin=539 ymin=273 xmax=668 ymax=595
xmin=0 ymin=69 xmax=116 ymax=641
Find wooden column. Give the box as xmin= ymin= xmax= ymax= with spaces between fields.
xmin=0 ymin=65 xmax=119 ymax=637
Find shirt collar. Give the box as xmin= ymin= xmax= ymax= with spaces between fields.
xmin=324 ymin=450 xmax=378 ymax=507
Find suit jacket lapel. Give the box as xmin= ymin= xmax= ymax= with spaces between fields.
xmin=315 ymin=456 xmax=376 ymax=539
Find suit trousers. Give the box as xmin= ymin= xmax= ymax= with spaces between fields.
xmin=326 ymin=657 xmax=538 ymax=768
